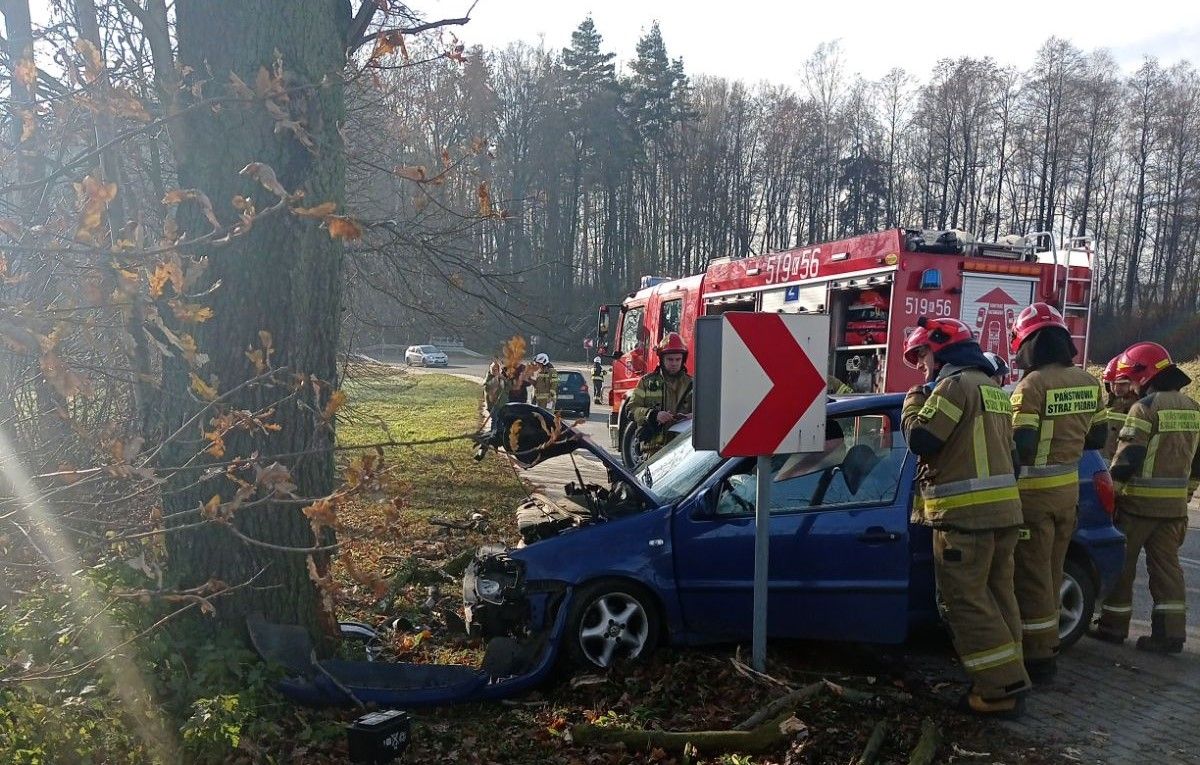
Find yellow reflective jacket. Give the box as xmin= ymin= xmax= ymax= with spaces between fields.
xmin=902 ymin=368 xmax=1023 ymax=531
xmin=1010 ymin=364 xmax=1106 ymax=492
xmin=1111 ymin=391 xmax=1200 ymax=518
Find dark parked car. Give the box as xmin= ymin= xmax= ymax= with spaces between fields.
xmin=465 ymin=395 xmax=1125 ymax=669
xmin=555 ymin=370 xmax=591 ymax=417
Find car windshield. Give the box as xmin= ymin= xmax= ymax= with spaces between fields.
xmin=634 ymin=424 xmax=724 ymax=503
xmin=419 ymin=345 xmax=439 ymax=353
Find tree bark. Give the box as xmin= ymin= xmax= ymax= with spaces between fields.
xmin=161 ymin=0 xmax=351 ymax=637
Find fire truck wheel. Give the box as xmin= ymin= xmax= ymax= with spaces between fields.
xmin=620 ymin=424 xmax=646 ymax=470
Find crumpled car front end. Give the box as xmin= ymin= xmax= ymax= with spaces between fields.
xmin=463 ymin=544 xmax=567 ymax=641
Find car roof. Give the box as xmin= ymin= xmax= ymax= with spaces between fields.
xmin=825 ymin=392 xmax=905 ymax=416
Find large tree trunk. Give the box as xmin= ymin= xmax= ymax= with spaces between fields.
xmin=161 ymin=0 xmax=350 ymax=635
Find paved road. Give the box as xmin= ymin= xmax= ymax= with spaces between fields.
xmin=398 ymin=355 xmax=1200 ymax=763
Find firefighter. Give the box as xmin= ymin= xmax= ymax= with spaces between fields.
xmin=1100 ymin=356 xmax=1136 ymax=461
xmin=826 ymin=375 xmax=853 ymax=394
xmin=1006 ymin=303 xmax=1107 ymax=684
xmin=531 ymin=353 xmax=558 ymax=410
xmin=1090 ymin=342 xmax=1200 ymax=653
xmin=592 ymin=356 xmax=606 ymax=404
xmin=628 ymin=332 xmax=693 ymax=460
xmin=902 ymin=316 xmax=1030 ymax=718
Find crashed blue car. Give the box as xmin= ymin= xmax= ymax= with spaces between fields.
xmin=464 ymin=396 xmax=1124 ymax=670
xmin=262 ymin=396 xmax=1124 ymax=706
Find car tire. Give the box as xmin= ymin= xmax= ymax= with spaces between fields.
xmin=1059 ymin=556 xmax=1096 ymax=650
xmin=620 ymin=423 xmax=645 ymax=470
xmin=564 ymin=579 xmax=661 ymax=670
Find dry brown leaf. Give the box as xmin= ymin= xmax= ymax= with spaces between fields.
xmin=239 ymin=162 xmax=289 ymax=199
xmin=370 ymin=30 xmax=409 ymax=63
xmin=0 ymin=220 xmax=22 ymax=240
xmin=293 ymin=201 xmax=337 ymax=219
xmin=303 ymin=498 xmax=339 ymax=535
xmin=189 ymin=373 xmax=218 ymax=401
xmin=162 ymin=189 xmax=221 ymax=230
xmin=73 ymin=175 xmax=117 ymax=244
xmin=200 ymin=494 xmax=222 ymax=520
xmin=325 ymin=216 xmax=362 ymax=241
xmin=171 ymin=301 xmax=214 ymax=324
xmin=323 ymin=390 xmax=346 ymax=420
xmin=74 ymin=39 xmax=104 ymax=80
xmin=394 ymin=165 xmax=427 ymax=182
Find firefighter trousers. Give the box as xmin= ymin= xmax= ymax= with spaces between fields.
xmin=1013 ymin=485 xmax=1077 ymax=660
xmin=934 ymin=526 xmax=1031 ymax=700
xmin=1097 ymin=513 xmax=1188 ymax=641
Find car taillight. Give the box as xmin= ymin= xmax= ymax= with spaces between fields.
xmin=1092 ymin=470 xmax=1115 ymax=517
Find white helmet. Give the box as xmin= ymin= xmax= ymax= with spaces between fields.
xmin=534 ymin=353 xmax=550 ymax=365
xmin=593 ymin=356 xmax=601 ymax=364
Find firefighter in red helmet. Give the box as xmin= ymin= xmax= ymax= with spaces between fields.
xmin=626 ymin=332 xmax=693 ymax=464
xmin=1007 ymin=302 xmax=1107 ymax=684
xmin=1101 ymin=356 xmax=1136 ymax=460
xmin=1091 ymin=342 xmax=1200 ymax=653
xmin=902 ymin=316 xmax=1030 ymax=718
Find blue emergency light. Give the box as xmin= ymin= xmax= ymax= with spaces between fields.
xmin=919 ymin=268 xmax=941 ymax=290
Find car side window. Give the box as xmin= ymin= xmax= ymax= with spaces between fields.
xmin=715 ymin=414 xmax=906 ymax=515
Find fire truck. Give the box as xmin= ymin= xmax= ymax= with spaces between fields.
xmin=595 ymin=228 xmax=1095 ymax=467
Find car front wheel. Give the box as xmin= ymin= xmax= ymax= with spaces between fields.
xmin=566 ymin=580 xmax=661 ymax=669
xmin=1059 ymin=557 xmax=1096 ymax=650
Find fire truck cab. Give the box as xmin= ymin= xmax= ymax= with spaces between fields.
xmin=597 ymin=228 xmax=1094 ymax=468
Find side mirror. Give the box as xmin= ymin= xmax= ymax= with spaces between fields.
xmin=597 ymin=309 xmax=610 ymax=341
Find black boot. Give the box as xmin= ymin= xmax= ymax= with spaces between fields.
xmin=1135 ymin=613 xmax=1184 ymax=654
xmin=1024 ymin=657 xmax=1057 ymax=685
xmin=956 ymin=692 xmax=1026 ymax=720
xmin=1135 ymin=635 xmax=1184 ymax=654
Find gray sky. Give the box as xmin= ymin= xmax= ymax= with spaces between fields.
xmin=448 ymin=0 xmax=1200 ymax=83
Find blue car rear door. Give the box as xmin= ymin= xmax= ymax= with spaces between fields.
xmin=673 ymin=411 xmax=914 ymax=644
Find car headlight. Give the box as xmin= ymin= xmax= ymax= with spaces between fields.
xmin=476 ymin=578 xmax=503 ymax=602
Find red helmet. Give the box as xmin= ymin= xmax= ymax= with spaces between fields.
xmin=657 ymin=332 xmax=687 ymax=358
xmin=1101 ymin=357 xmax=1126 ymax=383
xmin=917 ymin=316 xmax=973 ymax=356
xmin=1010 ymin=302 xmax=1068 ymax=354
xmin=1117 ymin=342 xmax=1173 ymax=388
xmin=903 ymin=326 xmax=930 ymax=368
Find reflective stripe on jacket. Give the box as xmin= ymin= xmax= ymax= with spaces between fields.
xmin=902 ymin=368 xmax=1023 ymax=530
xmin=1113 ymin=391 xmax=1200 ymax=517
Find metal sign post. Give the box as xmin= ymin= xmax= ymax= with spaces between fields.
xmin=752 ymin=454 xmax=771 ymax=670
xmin=694 ymin=312 xmax=829 ymax=672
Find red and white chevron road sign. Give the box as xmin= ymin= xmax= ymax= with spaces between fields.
xmin=693 ymin=313 xmax=828 ymax=457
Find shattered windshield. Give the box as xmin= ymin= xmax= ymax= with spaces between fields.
xmin=634 ymin=424 xmax=724 ymax=503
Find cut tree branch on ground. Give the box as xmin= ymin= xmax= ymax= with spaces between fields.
xmin=856 ymin=719 xmax=889 ymax=765
xmin=733 ymin=681 xmax=824 ymax=731
xmin=570 ymin=707 xmax=801 ymax=755
xmin=908 ymin=718 xmax=942 ymax=765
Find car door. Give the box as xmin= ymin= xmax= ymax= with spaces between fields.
xmin=672 ymin=411 xmax=914 ymax=644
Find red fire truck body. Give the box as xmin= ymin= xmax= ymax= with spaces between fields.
xmin=597 ymin=228 xmax=1094 ymax=462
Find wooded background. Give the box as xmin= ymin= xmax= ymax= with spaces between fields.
xmin=351 ymin=21 xmax=1200 ymax=362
